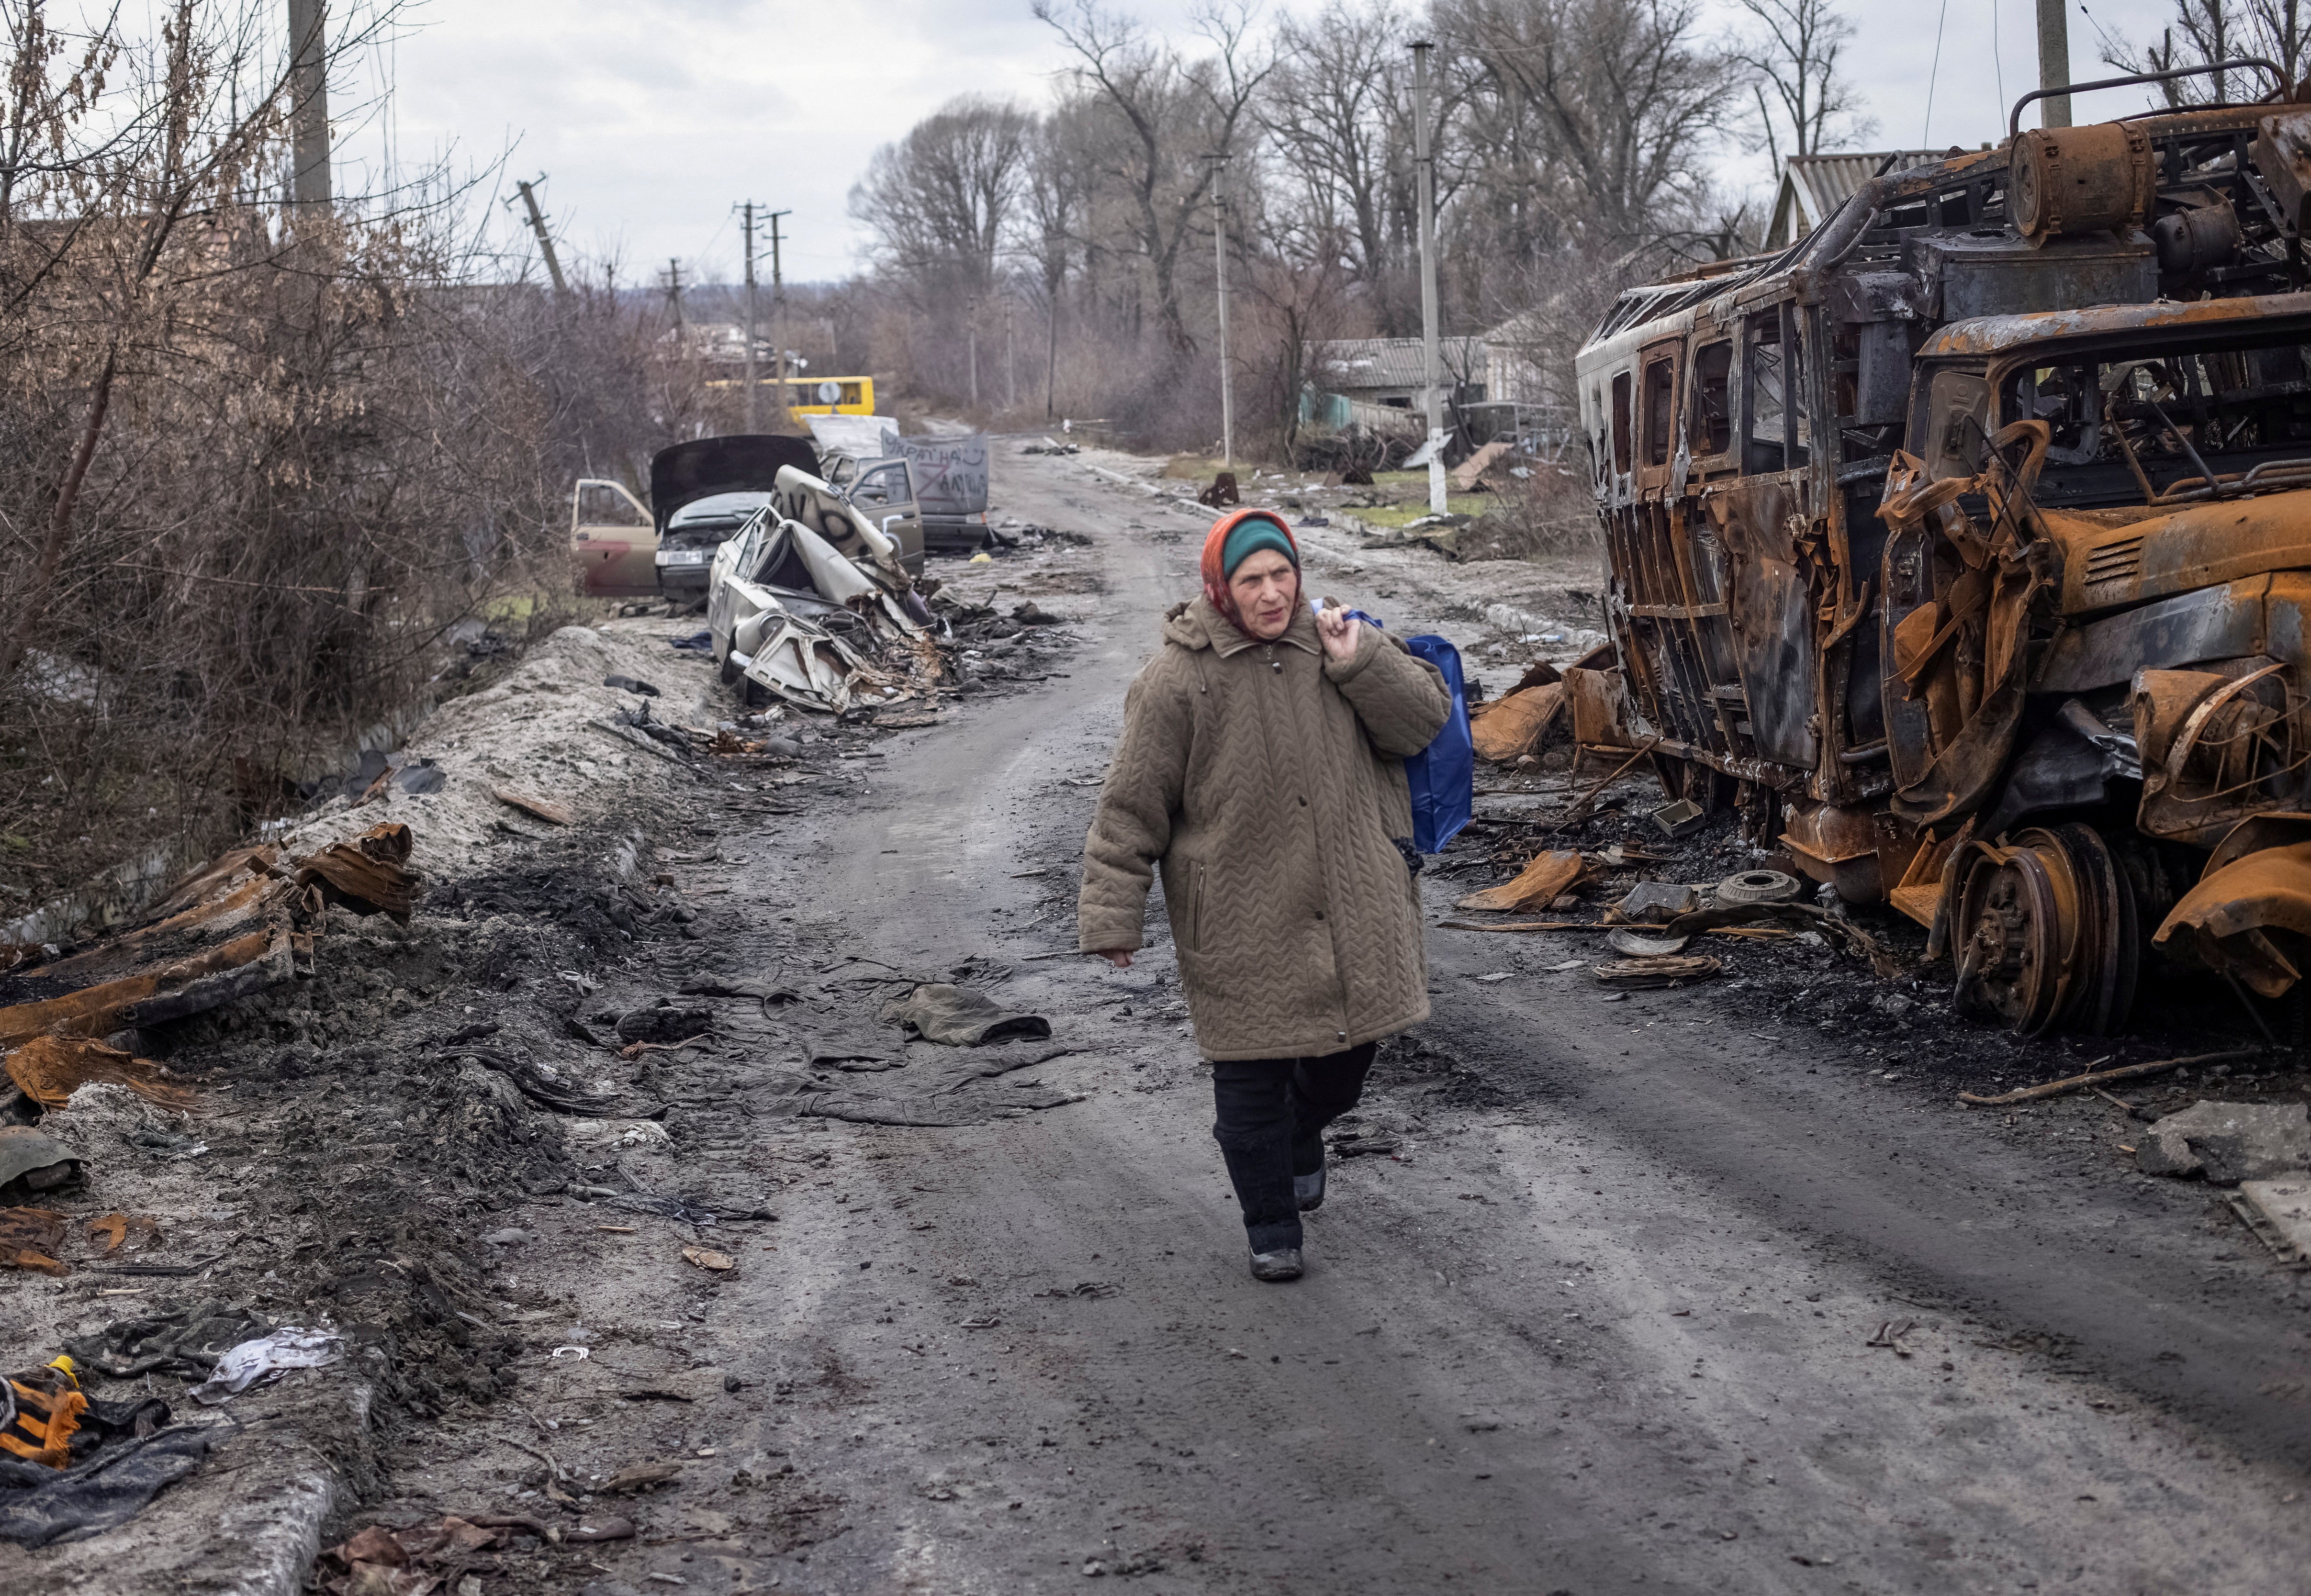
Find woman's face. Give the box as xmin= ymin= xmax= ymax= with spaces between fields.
xmin=1228 ymin=548 xmax=1300 ymax=641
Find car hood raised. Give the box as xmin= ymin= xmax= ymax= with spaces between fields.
xmin=650 ymin=436 xmax=819 ymax=535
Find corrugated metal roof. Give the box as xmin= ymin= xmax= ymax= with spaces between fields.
xmin=1310 ymin=336 xmax=1487 ymax=392
xmin=1765 ymin=151 xmax=1949 ymax=248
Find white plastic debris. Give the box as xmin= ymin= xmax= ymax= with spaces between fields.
xmin=189 ymin=1327 xmax=345 ymax=1405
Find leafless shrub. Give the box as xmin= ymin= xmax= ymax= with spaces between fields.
xmin=0 ymin=1 xmax=679 ymax=924
xmin=1460 ymin=463 xmax=1599 ymax=560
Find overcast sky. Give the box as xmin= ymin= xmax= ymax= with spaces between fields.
xmin=347 ymin=0 xmax=2194 ymax=289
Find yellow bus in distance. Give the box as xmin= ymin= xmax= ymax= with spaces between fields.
xmin=781 ymin=376 xmax=875 ymax=417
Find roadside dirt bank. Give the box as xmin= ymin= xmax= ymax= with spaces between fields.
xmin=2 ymin=440 xmax=2307 ymax=1596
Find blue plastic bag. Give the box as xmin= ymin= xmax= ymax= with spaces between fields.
xmin=1327 ymin=607 xmax=1474 ymax=855
xmin=1400 ymin=634 xmax=1474 ymax=854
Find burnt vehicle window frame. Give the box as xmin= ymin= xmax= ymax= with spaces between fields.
xmin=1983 ymin=315 xmax=2311 ymax=507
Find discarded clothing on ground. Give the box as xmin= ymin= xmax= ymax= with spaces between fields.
xmin=189 ymin=1327 xmax=344 ymax=1405
xmin=783 ymin=1044 xmax=1077 ymax=1127
xmin=2 ymin=1358 xmax=88 ymax=1468
xmin=804 ymin=1027 xmax=907 ymax=1071
xmin=2136 ymin=1101 xmax=2311 ymax=1183
xmin=879 ymin=983 xmax=1053 ymax=1046
xmin=64 ymin=1301 xmax=269 ymax=1380
xmin=678 ymin=974 xmax=804 ymax=1004
xmin=0 ymin=1419 xmax=210 ymax=1547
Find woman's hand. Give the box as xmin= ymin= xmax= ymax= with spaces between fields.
xmin=1314 ymin=603 xmax=1362 ymax=664
xmin=1089 ymin=949 xmax=1133 ymax=969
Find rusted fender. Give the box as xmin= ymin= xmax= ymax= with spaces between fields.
xmin=2153 ymin=813 xmax=2311 ymax=996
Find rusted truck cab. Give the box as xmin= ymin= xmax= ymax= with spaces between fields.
xmin=1575 ymin=93 xmax=2311 ymax=1035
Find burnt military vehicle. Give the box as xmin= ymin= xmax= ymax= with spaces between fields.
xmin=1572 ymin=64 xmax=2311 ymax=1035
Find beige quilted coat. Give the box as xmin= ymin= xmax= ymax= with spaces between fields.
xmin=1077 ymin=596 xmax=1452 ymax=1060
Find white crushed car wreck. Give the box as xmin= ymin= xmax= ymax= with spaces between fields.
xmin=705 ymin=463 xmax=943 ymax=714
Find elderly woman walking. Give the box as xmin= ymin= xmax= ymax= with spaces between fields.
xmin=1078 ymin=508 xmax=1452 ymax=1282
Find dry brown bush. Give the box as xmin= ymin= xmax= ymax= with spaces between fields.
xmin=0 ymin=2 xmax=683 ymax=932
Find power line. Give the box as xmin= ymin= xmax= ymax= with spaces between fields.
xmin=1923 ymin=0 xmax=1952 ymax=147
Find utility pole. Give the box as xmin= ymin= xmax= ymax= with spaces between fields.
xmin=740 ymin=202 xmax=758 ymax=431
xmin=2035 ymin=0 xmax=2072 ymax=129
xmin=967 ymin=299 xmax=980 ymax=406
xmin=1006 ymin=299 xmax=1017 ymax=412
xmin=1211 ymin=154 xmax=1234 ymax=470
xmin=664 ymin=259 xmax=686 ymax=332
xmin=767 ymin=212 xmax=789 ymax=422
xmin=1412 ymin=40 xmax=1446 ymax=513
xmin=287 ymin=0 xmax=331 ymax=209
xmin=508 ymin=178 xmax=567 ymax=293
xmin=1046 ymin=292 xmax=1060 ymax=420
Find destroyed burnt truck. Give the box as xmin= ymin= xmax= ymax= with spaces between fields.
xmin=1573 ymin=64 xmax=2311 ymax=1037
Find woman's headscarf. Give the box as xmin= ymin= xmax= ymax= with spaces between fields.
xmin=1199 ymin=509 xmax=1302 ymax=639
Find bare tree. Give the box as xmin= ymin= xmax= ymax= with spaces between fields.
xmin=2097 ymin=0 xmax=2305 ymax=102
xmin=1032 ymin=0 xmax=1273 ymax=353
xmin=1729 ymin=0 xmax=1875 ymax=171
xmin=850 ymin=95 xmax=1035 ymax=291
xmin=1263 ymin=1 xmax=1410 ymax=327
xmin=1434 ymin=0 xmax=1740 ymax=246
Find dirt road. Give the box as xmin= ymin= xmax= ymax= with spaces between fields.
xmin=22 ymin=444 xmax=2306 ymax=1595
xmin=438 ymin=445 xmax=2301 ymax=1596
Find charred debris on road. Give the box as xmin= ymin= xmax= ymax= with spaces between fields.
xmin=0 ymin=518 xmax=1097 ymax=1565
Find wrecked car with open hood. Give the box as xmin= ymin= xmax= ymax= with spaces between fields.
xmin=1573 ymin=67 xmax=2311 ymax=1036
xmin=646 ymin=435 xmax=824 ymax=605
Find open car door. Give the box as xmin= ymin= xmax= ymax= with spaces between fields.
xmin=571 ymin=479 xmax=657 ymax=597
xmin=844 ymin=457 xmax=923 ymax=572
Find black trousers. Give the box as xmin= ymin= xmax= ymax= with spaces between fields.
xmin=1210 ymin=1042 xmax=1377 ymax=1253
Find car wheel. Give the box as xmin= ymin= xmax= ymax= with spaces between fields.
xmin=719 ymin=649 xmax=740 ymax=687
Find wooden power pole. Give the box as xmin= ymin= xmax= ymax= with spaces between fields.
xmin=509 ymin=178 xmax=568 ymax=293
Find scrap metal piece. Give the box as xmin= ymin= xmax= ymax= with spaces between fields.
xmin=1617 ymin=881 xmax=1699 ymax=923
xmin=1606 ymin=928 xmax=1691 ymax=956
xmin=295 ymin=823 xmax=421 ymax=920
xmin=3 ymin=1037 xmax=196 ymax=1114
xmin=2152 ymin=813 xmax=2311 ymax=996
xmin=0 ymin=823 xmax=409 ymax=1048
xmin=1716 ymin=869 xmax=1802 ymax=906
xmin=1650 ymin=799 xmax=1705 ymax=840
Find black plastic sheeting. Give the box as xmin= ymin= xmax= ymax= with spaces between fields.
xmin=0 ymin=1398 xmax=211 ymax=1548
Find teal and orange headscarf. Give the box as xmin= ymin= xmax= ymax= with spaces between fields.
xmin=1200 ymin=509 xmax=1301 ymax=638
